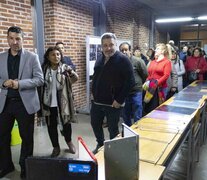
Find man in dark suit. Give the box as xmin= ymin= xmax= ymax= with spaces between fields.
xmin=90 ymin=33 xmax=135 ymax=154
xmin=0 ymin=26 xmax=44 ymax=178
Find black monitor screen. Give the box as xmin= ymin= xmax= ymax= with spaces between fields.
xmin=26 ymin=157 xmax=98 ymax=180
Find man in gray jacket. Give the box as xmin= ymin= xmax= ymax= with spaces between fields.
xmin=0 ymin=26 xmax=44 ymax=178
xmin=119 ymin=42 xmax=148 ymax=126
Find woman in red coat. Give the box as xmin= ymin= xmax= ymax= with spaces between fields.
xmin=143 ymin=43 xmax=172 ymax=114
xmin=185 ymin=47 xmax=207 ymax=84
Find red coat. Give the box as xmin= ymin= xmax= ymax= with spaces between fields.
xmin=147 ymin=57 xmax=172 ymax=88
xmin=185 ymin=56 xmax=207 ymax=80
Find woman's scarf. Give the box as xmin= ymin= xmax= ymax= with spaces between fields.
xmin=42 ymin=64 xmax=77 ymax=124
xmin=143 ymin=79 xmax=158 ymax=103
xmin=143 ymin=79 xmax=165 ymax=104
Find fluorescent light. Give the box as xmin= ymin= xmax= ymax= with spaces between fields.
xmin=155 ymin=17 xmax=193 ymax=23
xmin=198 ymin=16 xmax=207 ymax=20
xmin=185 ymin=24 xmax=207 ymax=27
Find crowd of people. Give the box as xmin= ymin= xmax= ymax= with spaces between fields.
xmin=0 ymin=26 xmax=207 ymax=179
xmin=91 ymin=35 xmax=207 ymax=154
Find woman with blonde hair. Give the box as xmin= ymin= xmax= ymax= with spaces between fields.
xmin=143 ymin=43 xmax=172 ymax=114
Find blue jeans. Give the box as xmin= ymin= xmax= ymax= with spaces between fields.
xmin=122 ymin=91 xmax=143 ymax=126
xmin=90 ymin=102 xmax=121 ymax=146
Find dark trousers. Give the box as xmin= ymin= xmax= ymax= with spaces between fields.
xmin=90 ymin=102 xmax=121 ymax=146
xmin=0 ymin=99 xmax=34 ymax=170
xmin=46 ymin=107 xmax=72 ymax=148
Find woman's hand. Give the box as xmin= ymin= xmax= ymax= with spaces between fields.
xmin=171 ymin=87 xmax=177 ymax=92
xmin=65 ymin=65 xmax=73 ymax=74
xmin=195 ymin=69 xmax=200 ymax=73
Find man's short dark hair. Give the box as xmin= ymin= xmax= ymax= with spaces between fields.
xmin=56 ymin=41 xmax=64 ymax=46
xmin=101 ymin=32 xmax=116 ymax=43
xmin=119 ymin=42 xmax=131 ymax=51
xmin=7 ymin=26 xmax=24 ymax=37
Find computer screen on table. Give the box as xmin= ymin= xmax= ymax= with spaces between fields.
xmin=26 ymin=137 xmax=97 ymax=180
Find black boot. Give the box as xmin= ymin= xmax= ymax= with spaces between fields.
xmin=50 ymin=147 xmax=60 ymax=157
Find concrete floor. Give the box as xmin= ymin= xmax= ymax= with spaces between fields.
xmin=1 ymin=113 xmax=207 ymax=180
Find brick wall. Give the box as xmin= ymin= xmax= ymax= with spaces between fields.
xmin=136 ymin=8 xmax=151 ymax=51
xmin=43 ymin=0 xmax=167 ymax=109
xmin=105 ymin=0 xmax=152 ymax=52
xmin=43 ymin=0 xmax=93 ymax=109
xmin=0 ymin=0 xmax=168 ymax=110
xmin=0 ymin=0 xmax=34 ymax=52
xmin=155 ymin=26 xmax=168 ymax=44
xmin=105 ymin=0 xmax=136 ymax=39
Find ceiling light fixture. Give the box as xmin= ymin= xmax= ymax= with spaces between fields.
xmin=197 ymin=16 xmax=207 ymax=20
xmin=155 ymin=17 xmax=194 ymax=23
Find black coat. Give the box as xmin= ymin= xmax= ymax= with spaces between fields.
xmin=92 ymin=51 xmax=135 ymax=105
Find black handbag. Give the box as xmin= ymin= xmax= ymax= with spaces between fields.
xmin=188 ymin=58 xmax=201 ymax=82
xmin=188 ymin=71 xmax=198 ymax=81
